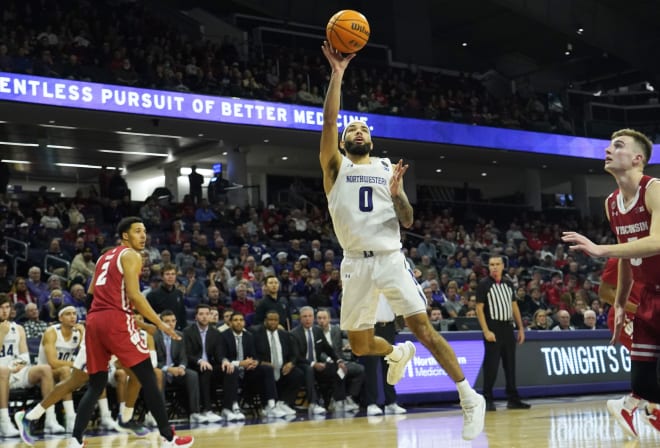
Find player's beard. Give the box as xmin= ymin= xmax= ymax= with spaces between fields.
xmin=344 ymin=141 xmax=371 ymax=156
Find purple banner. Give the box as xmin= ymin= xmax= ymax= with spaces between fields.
xmin=2 ymin=71 xmax=657 ymax=162
xmin=394 ymin=340 xmax=484 ymax=394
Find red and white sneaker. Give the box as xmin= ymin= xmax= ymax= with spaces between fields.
xmin=607 ymin=396 xmax=638 ymax=438
xmin=640 ymin=406 xmax=660 ymax=433
xmin=162 ymin=427 xmax=194 ymax=448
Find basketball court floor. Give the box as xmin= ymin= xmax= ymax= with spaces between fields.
xmin=4 ymin=394 xmax=658 ymax=448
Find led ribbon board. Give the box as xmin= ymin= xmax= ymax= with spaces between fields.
xmin=2 ymin=72 xmax=657 ymax=162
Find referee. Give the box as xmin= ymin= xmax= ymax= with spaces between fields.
xmin=476 ymin=255 xmax=530 ymax=411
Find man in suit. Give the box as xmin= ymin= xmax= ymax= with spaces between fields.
xmin=182 ymin=304 xmax=242 ymax=421
xmin=316 ymin=308 xmax=362 ymax=412
xmin=155 ymin=309 xmax=215 ymax=424
xmin=290 ymin=306 xmax=349 ymax=414
xmin=219 ymin=311 xmax=286 ymax=418
xmin=254 ymin=310 xmax=304 ymax=415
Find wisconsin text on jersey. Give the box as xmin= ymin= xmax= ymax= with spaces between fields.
xmin=345 ymin=175 xmax=387 ymax=185
xmin=615 ymin=221 xmax=649 ymax=235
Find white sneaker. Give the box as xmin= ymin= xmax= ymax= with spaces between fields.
xmin=309 ymin=404 xmax=326 ymax=415
xmin=367 ymin=404 xmax=383 ymax=416
xmin=385 ymin=341 xmax=415 ymax=385
xmin=190 ymin=412 xmax=209 ymax=424
xmin=99 ymin=415 xmax=120 ymax=432
xmin=66 ymin=414 xmax=76 ymax=433
xmin=0 ymin=418 xmax=19 ymax=437
xmin=143 ymin=412 xmax=157 ymax=427
xmin=607 ymin=396 xmax=638 ymax=438
xmin=232 ymin=408 xmax=246 ymax=421
xmin=276 ymin=401 xmax=296 ymax=416
xmin=44 ymin=418 xmax=66 ymax=434
xmin=344 ymin=397 xmax=360 ymax=412
xmin=67 ymin=437 xmax=85 ymax=448
xmin=461 ymin=393 xmax=486 ymax=441
xmin=346 ymin=395 xmax=360 ymax=412
xmin=204 ymin=411 xmax=223 ymax=423
xmin=264 ymin=404 xmax=286 ymax=418
xmin=385 ymin=403 xmax=407 ymax=415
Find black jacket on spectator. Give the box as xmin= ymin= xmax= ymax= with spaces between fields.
xmin=290 ymin=325 xmax=339 ymax=366
xmin=147 ymin=285 xmax=186 ymax=330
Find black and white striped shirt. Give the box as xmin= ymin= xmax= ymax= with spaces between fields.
xmin=476 ymin=277 xmax=514 ymax=322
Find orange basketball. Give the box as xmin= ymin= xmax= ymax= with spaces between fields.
xmin=326 ymin=10 xmax=370 ymax=54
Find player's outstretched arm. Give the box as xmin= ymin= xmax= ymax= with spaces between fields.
xmin=320 ymin=41 xmax=354 ymax=195
xmin=563 ymin=183 xmax=660 ymax=258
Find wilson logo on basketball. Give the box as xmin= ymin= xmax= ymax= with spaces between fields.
xmin=351 ymin=23 xmax=370 ymax=36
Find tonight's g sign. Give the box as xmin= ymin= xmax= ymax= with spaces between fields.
xmin=540 ymin=344 xmax=631 ymax=377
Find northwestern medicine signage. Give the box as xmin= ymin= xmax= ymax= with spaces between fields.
xmin=393 ymin=332 xmax=630 ymax=398
xmin=2 ymin=71 xmax=658 ymax=162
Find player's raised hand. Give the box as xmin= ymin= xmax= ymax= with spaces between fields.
xmin=389 ymin=159 xmax=409 ymax=198
xmin=321 ymin=40 xmax=356 ymax=73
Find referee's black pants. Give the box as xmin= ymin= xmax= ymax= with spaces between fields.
xmin=481 ymin=320 xmax=520 ymax=402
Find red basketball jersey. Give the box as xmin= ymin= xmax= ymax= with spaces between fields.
xmin=89 ymin=245 xmax=132 ymax=316
xmin=606 ymin=175 xmax=660 ymax=286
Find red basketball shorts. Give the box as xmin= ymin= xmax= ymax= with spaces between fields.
xmin=629 ymin=288 xmax=660 ymax=362
xmin=85 ymin=310 xmax=150 ymax=374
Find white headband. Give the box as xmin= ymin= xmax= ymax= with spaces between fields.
xmin=58 ymin=306 xmax=76 ymax=318
xmin=341 ymin=120 xmax=370 ymax=142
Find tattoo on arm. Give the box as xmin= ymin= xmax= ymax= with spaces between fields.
xmin=393 ymin=192 xmax=413 ymax=228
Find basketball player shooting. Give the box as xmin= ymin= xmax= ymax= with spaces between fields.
xmin=562 ymin=129 xmax=660 ymax=436
xmin=67 ymin=217 xmax=193 ymax=448
xmin=319 ymin=40 xmax=485 ymax=441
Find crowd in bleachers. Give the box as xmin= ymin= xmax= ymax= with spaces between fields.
xmin=0 ymin=173 xmax=616 ymax=436
xmin=0 ymin=0 xmax=575 ymax=136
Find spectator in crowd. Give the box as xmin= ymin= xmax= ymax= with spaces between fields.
xmin=231 ymin=283 xmax=255 ymax=317
xmin=174 ymin=242 xmax=196 ymax=276
xmin=26 ymin=266 xmax=48 ymax=298
xmin=39 ymin=288 xmax=66 ymax=323
xmin=68 ymin=283 xmax=88 ymax=322
xmin=552 ymin=310 xmax=575 ymax=331
xmin=580 ymin=310 xmax=599 ymax=330
xmin=9 ymin=277 xmax=35 ymax=306
xmin=154 ymin=309 xmax=212 ymax=424
xmin=529 ymin=309 xmax=551 ymax=330
xmin=443 ymin=281 xmax=463 ymax=318
xmin=146 ymin=264 xmax=186 ymax=331
xmin=253 ymin=310 xmax=302 ymax=415
xmin=183 ymin=304 xmax=239 ymax=421
xmin=316 ymin=308 xmax=362 ymax=412
xmin=290 ymin=306 xmax=348 ymax=415
xmin=0 ymin=260 xmax=13 ymax=293
xmin=255 ymin=275 xmax=291 ymax=330
xmin=22 ymin=302 xmax=49 ymax=339
xmin=188 ymin=166 xmax=204 ymax=205
xmin=219 ymin=311 xmax=286 ymax=418
xmin=69 ymin=246 xmax=96 ymax=286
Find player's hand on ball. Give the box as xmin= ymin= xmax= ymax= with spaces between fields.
xmin=321 ymin=41 xmax=355 ymax=73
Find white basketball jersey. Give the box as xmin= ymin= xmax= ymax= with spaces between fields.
xmin=38 ymin=324 xmax=81 ymax=365
xmin=327 ymin=156 xmax=402 ymax=252
xmin=0 ymin=322 xmax=23 ymax=367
